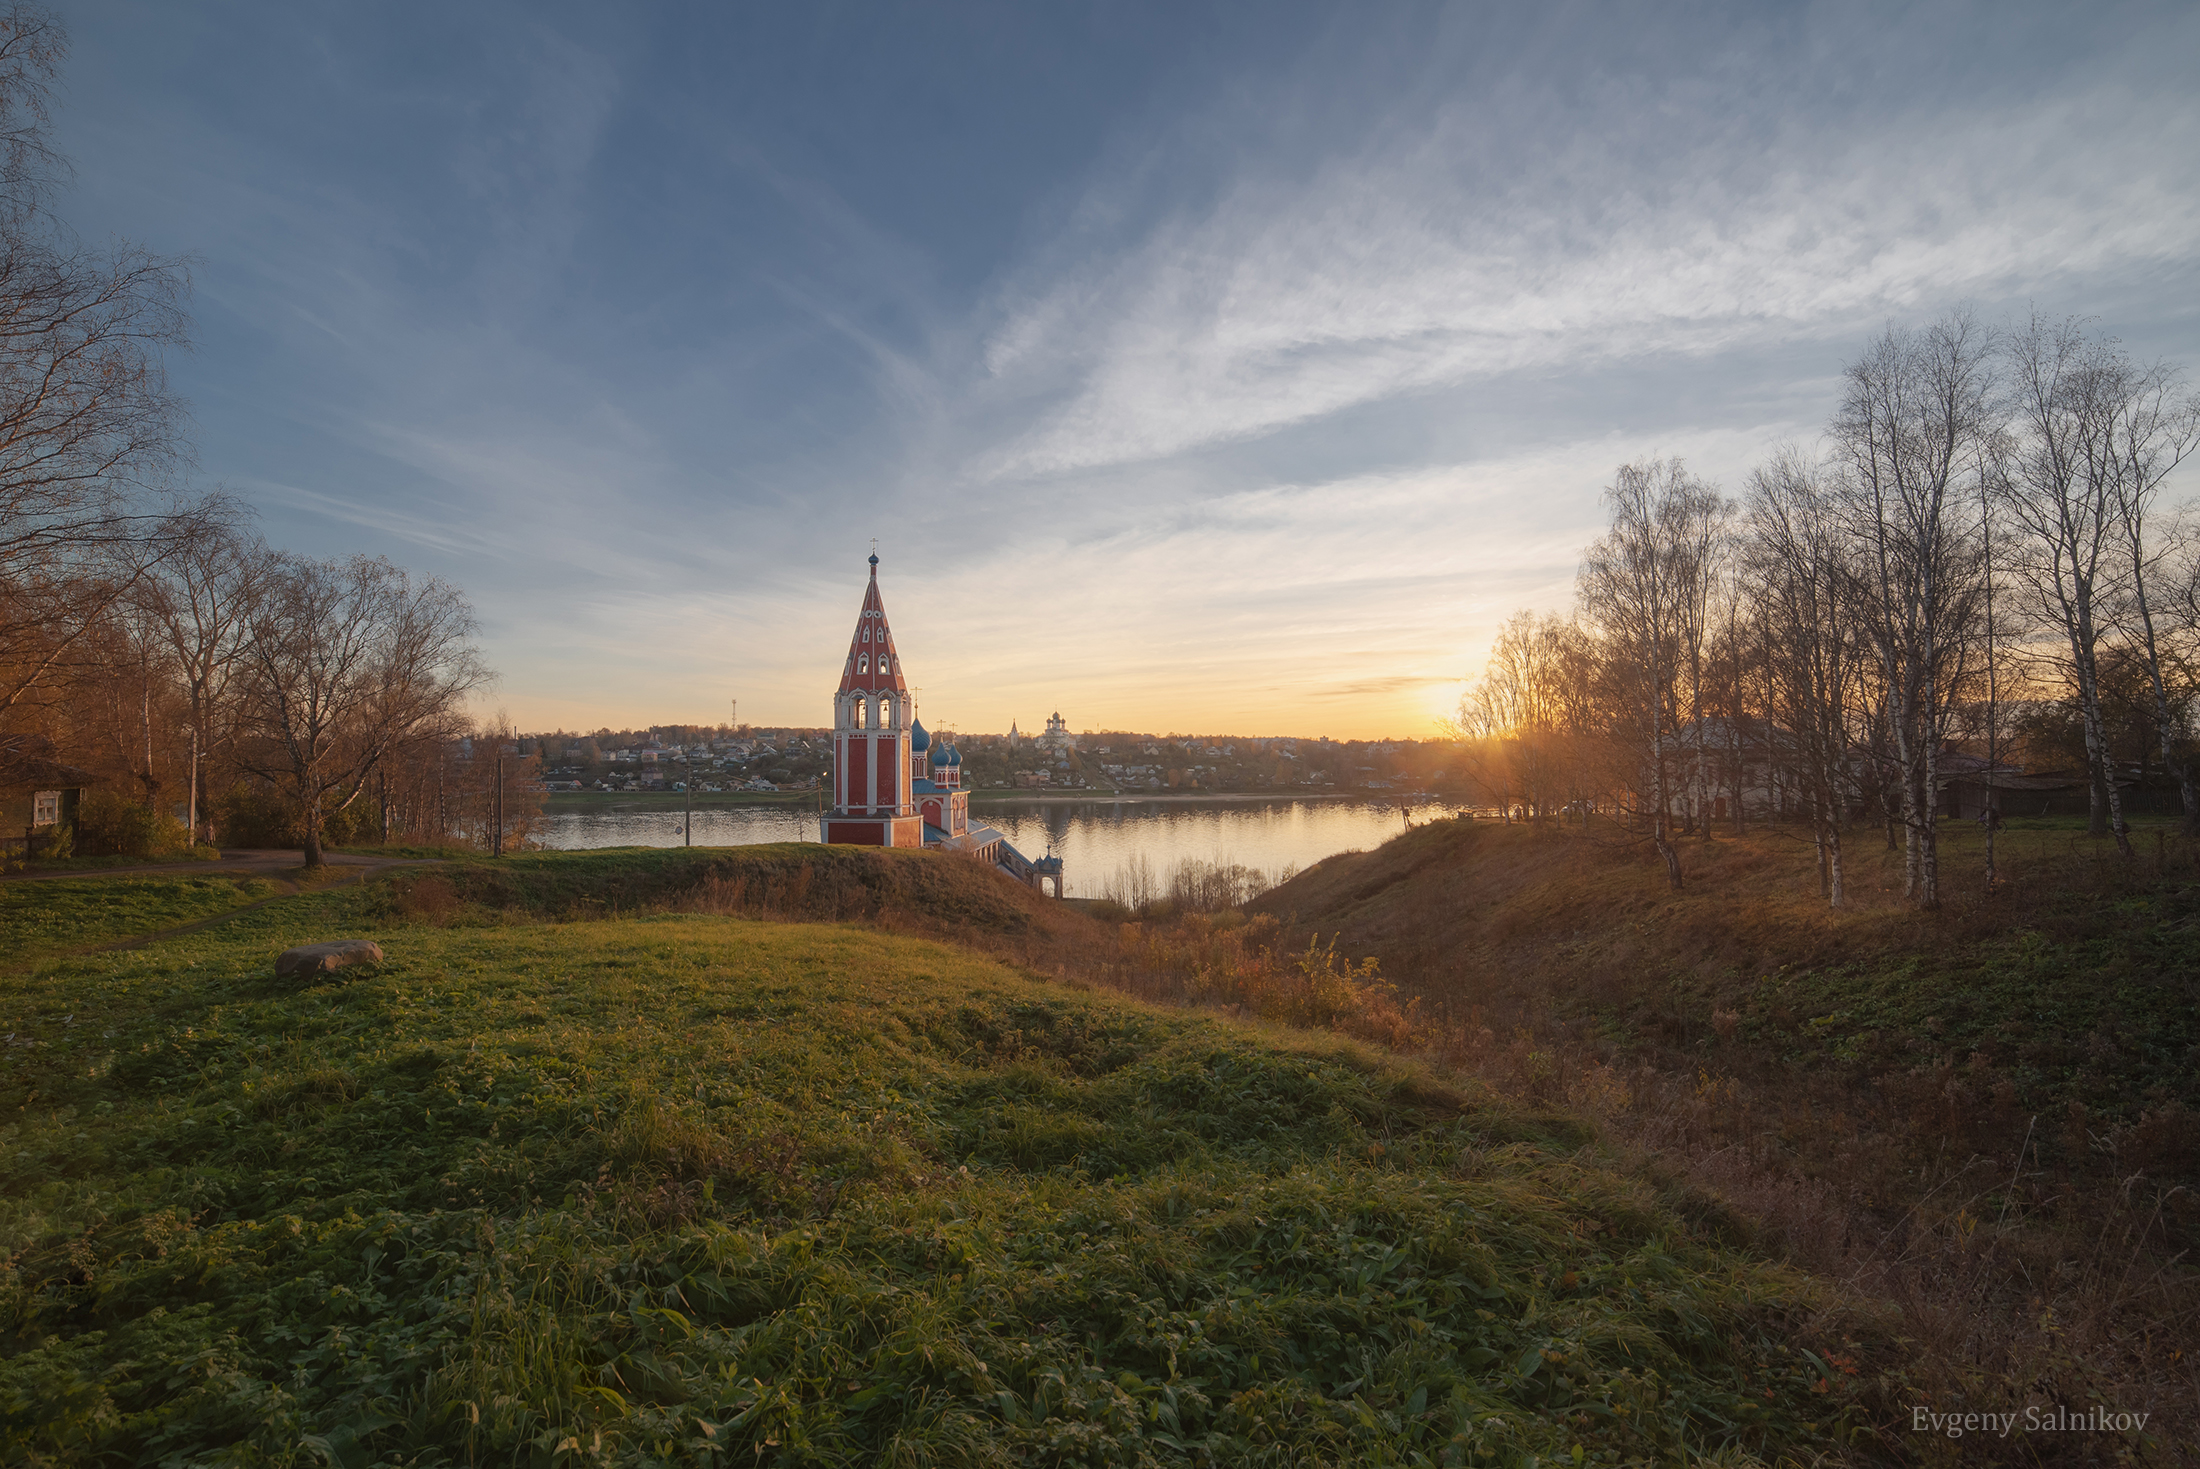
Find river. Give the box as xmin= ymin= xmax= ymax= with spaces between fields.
xmin=535 ymin=796 xmax=1459 ymax=899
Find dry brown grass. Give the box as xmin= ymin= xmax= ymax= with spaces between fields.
xmin=1225 ymin=815 xmax=2200 ymax=1467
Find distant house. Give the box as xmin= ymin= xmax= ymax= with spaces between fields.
xmin=1 ymin=736 xmax=94 ymax=863
xmin=1935 ymin=752 xmax=2089 ymax=820
xmin=1660 ymin=716 xmax=1817 ymax=822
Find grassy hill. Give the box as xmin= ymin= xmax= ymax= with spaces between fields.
xmin=0 ymin=847 xmax=1873 ymax=1466
xmin=0 ymin=874 xmax=285 ymax=967
xmin=1250 ymin=814 xmax=2199 ymax=1140
xmin=1249 ymin=815 xmax=2200 ymax=1461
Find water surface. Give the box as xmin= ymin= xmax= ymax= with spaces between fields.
xmin=537 ymin=796 xmax=1456 ymax=898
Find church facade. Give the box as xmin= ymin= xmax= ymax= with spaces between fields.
xmin=822 ymin=555 xmax=1064 ymax=894
xmin=821 ymin=554 xmax=924 ymax=847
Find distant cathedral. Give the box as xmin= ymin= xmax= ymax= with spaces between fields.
xmin=822 ymin=554 xmax=1063 ymax=894
xmin=1005 ymin=712 xmax=1073 ymax=753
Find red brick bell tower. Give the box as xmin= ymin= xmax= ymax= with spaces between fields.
xmin=822 ymin=554 xmax=924 ymax=847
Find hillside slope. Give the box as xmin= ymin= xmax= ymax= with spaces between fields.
xmin=1253 ymin=815 xmax=2200 ymax=1139
xmin=0 ymin=856 xmax=1872 ymax=1466
xmin=1248 ymin=814 xmax=2200 ymax=1466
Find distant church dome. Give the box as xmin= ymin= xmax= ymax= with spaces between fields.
xmin=909 ymin=718 xmax=930 ymax=754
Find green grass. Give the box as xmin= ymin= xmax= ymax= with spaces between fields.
xmin=373 ymin=843 xmax=1057 ymax=938
xmin=11 ymin=848 xmax=224 ymax=874
xmin=1750 ymin=917 xmax=2199 ymax=1121
xmin=1258 ymin=815 xmax=2200 ymax=1133
xmin=0 ymin=875 xmax=283 ymax=965
xmin=0 ymin=863 xmax=1867 ymax=1466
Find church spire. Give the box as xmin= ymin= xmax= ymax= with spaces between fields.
xmin=839 ymin=552 xmax=909 ymax=695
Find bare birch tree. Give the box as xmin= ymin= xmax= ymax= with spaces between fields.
xmin=1461 ymin=610 xmax=1583 ymax=822
xmin=2100 ymin=353 xmax=2200 ymax=834
xmin=133 ymin=510 xmax=262 ymax=839
xmin=1999 ymin=315 xmax=2136 ymax=854
xmin=1833 ymin=312 xmax=1997 ymax=908
xmin=1743 ymin=447 xmax=1862 ymax=905
xmin=1579 ymin=459 xmax=1724 ymax=888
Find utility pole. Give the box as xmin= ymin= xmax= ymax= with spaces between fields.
xmin=683 ymin=754 xmax=693 ymax=847
xmin=493 ymin=747 xmax=505 ymax=857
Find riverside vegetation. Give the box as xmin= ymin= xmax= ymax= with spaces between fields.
xmin=0 ymin=844 xmax=1888 ymax=1467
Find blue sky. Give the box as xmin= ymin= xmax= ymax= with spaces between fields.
xmin=62 ymin=0 xmax=2200 ymax=737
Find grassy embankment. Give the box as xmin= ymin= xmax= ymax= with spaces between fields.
xmin=1237 ymin=814 xmax=2199 ymax=1462
xmin=0 ymin=876 xmax=285 ymax=967
xmin=0 ymin=849 xmax=224 ymax=876
xmin=0 ymin=846 xmax=1873 ymax=1466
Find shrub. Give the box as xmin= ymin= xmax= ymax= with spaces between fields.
xmin=71 ymin=789 xmax=189 ymax=858
xmin=1117 ymin=916 xmax=1421 ymax=1048
xmin=213 ymin=781 xmax=301 ymax=847
xmin=212 ymin=783 xmax=381 ymax=849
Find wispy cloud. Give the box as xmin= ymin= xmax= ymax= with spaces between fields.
xmin=62 ymin=2 xmax=2200 ymax=736
xmin=975 ymin=86 xmax=2200 ymax=479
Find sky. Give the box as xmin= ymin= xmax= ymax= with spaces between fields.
xmin=59 ymin=0 xmax=2200 ymax=739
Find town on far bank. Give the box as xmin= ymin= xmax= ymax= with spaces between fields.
xmin=520 ymin=720 xmax=1459 ymax=798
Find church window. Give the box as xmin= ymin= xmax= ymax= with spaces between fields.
xmin=858 ymin=653 xmax=869 ymax=673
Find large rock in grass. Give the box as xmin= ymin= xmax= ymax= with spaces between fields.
xmin=275 ymin=940 xmax=384 ymax=980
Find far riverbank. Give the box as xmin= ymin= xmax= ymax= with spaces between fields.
xmin=543 ymin=788 xmax=1447 ymax=810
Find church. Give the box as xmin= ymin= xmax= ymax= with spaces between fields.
xmin=822 ymin=554 xmax=1063 ymax=894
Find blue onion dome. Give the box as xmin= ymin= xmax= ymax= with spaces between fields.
xmin=909 ymin=717 xmax=930 ymax=753
xmin=945 ymin=744 xmax=963 ymax=766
